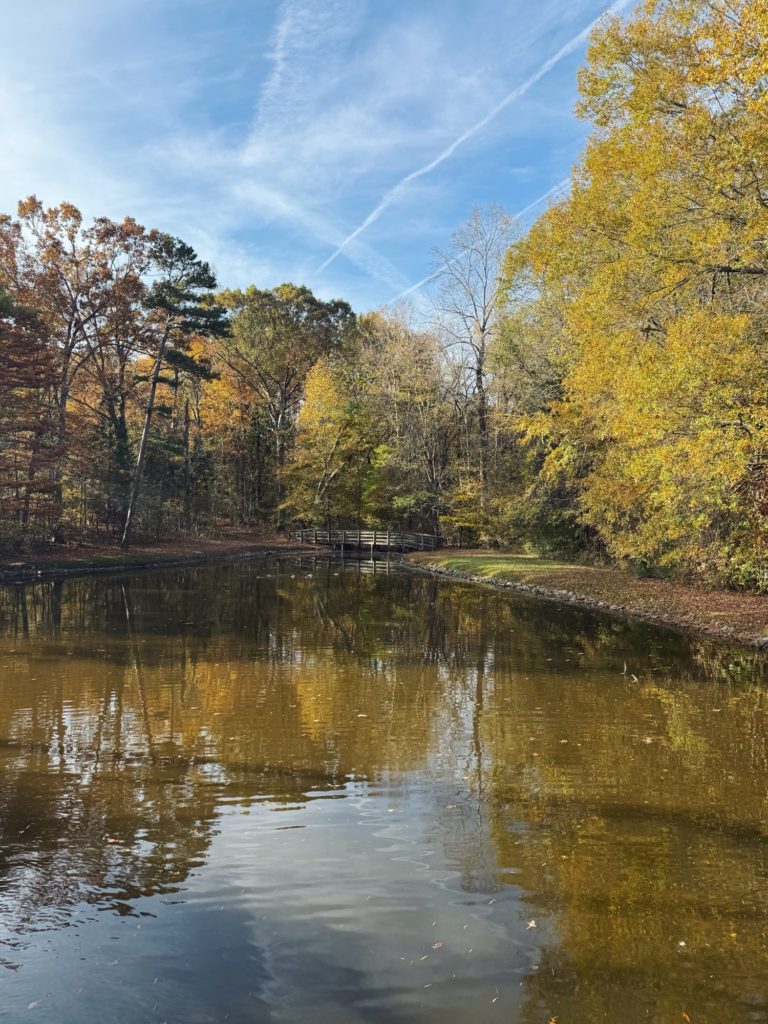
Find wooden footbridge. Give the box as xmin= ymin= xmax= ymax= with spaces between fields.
xmin=294 ymin=528 xmax=441 ymax=553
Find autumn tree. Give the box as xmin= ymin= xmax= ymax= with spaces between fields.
xmin=430 ymin=207 xmax=517 ymax=498
xmin=120 ymin=237 xmax=226 ymax=549
xmin=358 ymin=311 xmax=455 ymax=530
xmin=499 ymin=0 xmax=768 ymax=582
xmin=0 ymin=198 xmax=155 ymax=525
xmin=0 ymin=290 xmax=58 ymax=543
xmin=216 ymin=284 xmax=356 ymax=527
xmin=197 ymin=360 xmax=266 ymax=525
xmin=285 ymin=356 xmax=378 ymax=525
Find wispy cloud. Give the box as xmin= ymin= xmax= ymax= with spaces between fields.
xmin=254 ymin=0 xmax=364 ymax=131
xmin=238 ymin=0 xmax=417 ymax=292
xmin=233 ymin=182 xmax=412 ymax=294
xmin=0 ymin=0 xmax=634 ymax=310
xmin=317 ymin=0 xmax=633 ymax=273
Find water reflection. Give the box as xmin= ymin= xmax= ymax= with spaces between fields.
xmin=1 ymin=558 xmax=768 ymax=1022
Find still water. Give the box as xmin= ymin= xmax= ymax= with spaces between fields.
xmin=1 ymin=557 xmax=768 ymax=1023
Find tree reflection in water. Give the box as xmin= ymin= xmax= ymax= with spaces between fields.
xmin=1 ymin=558 xmax=767 ymax=1022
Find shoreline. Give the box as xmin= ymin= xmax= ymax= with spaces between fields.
xmin=408 ymin=552 xmax=768 ymax=651
xmin=0 ymin=535 xmax=324 ymax=585
xmin=6 ymin=540 xmax=767 ymax=651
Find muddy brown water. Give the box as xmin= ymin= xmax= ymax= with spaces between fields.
xmin=1 ymin=557 xmax=767 ymax=1023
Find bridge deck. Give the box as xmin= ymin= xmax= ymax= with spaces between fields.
xmin=294 ymin=528 xmax=440 ymax=552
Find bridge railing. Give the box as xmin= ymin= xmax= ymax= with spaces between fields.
xmin=294 ymin=528 xmax=440 ymax=552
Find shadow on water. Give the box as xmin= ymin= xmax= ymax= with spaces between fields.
xmin=0 ymin=557 xmax=768 ymax=1022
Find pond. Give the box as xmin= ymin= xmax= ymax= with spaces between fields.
xmin=1 ymin=556 xmax=767 ymax=1023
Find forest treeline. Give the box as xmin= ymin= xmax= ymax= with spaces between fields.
xmin=0 ymin=0 xmax=766 ymax=586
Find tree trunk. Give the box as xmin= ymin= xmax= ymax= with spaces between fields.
xmin=121 ymin=334 xmax=168 ymax=549
xmin=183 ymin=398 xmax=191 ymax=524
xmin=475 ymin=361 xmax=488 ymax=488
xmin=254 ymin=427 xmax=262 ymax=515
xmin=52 ymin=376 xmax=69 ymax=521
xmin=275 ymin=419 xmax=286 ymax=531
xmin=276 ymin=438 xmax=286 ymax=529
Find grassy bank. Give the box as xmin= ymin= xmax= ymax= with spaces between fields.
xmin=409 ymin=551 xmax=768 ymax=650
xmin=0 ymin=530 xmax=317 ymax=583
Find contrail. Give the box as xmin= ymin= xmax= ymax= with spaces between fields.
xmin=386 ymin=266 xmax=448 ymax=305
xmin=384 ymin=176 xmax=572 ymax=305
xmin=318 ymin=0 xmax=632 ymax=273
xmin=514 ymin=176 xmax=570 ymax=220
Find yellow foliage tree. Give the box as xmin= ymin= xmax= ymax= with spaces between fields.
xmin=500 ymin=0 xmax=768 ymax=584
xmin=284 ymin=357 xmax=378 ymax=525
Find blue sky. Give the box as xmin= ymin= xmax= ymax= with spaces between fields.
xmin=2 ymin=0 xmax=634 ymax=312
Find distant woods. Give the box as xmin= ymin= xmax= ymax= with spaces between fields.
xmin=1 ymin=0 xmax=766 ymax=587
xmin=0 ymin=198 xmax=515 ymax=553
